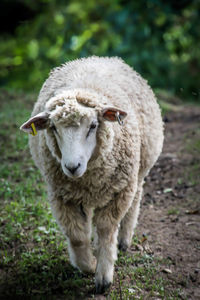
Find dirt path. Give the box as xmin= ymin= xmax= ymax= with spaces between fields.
xmin=139 ymin=105 xmax=200 ymax=299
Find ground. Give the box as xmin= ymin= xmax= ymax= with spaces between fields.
xmin=0 ymin=90 xmax=199 ymax=299
xmin=139 ymin=105 xmax=200 ymax=300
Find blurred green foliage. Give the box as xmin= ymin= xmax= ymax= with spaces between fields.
xmin=0 ymin=0 xmax=199 ymax=101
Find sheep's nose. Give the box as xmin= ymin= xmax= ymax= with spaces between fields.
xmin=65 ymin=163 xmax=81 ymax=175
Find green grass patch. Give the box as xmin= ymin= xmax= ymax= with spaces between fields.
xmin=167 ymin=208 xmax=180 ymax=216
xmin=158 ymin=100 xmax=181 ymax=116
xmin=0 ymin=89 xmax=182 ymax=298
xmin=110 ymin=248 xmax=182 ymax=299
xmin=156 ymin=89 xmax=183 ymax=116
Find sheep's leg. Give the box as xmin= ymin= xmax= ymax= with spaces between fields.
xmin=51 ymin=200 xmax=96 ymax=273
xmin=94 ymin=185 xmax=137 ymax=293
xmin=94 ymin=225 xmax=118 ymax=294
xmin=118 ymin=181 xmax=143 ymax=251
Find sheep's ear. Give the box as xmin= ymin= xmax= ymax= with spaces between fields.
xmin=20 ymin=112 xmax=50 ymax=134
xmin=102 ymin=108 xmax=127 ymax=124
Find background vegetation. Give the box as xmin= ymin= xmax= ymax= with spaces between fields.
xmin=0 ymin=0 xmax=199 ymax=101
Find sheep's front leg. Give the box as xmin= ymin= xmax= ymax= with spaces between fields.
xmin=51 ymin=200 xmax=96 ymax=273
xmin=94 ymin=222 xmax=119 ymax=293
xmin=94 ymin=185 xmax=137 ymax=293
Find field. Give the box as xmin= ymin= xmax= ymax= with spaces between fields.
xmin=0 ymin=90 xmax=199 ymax=299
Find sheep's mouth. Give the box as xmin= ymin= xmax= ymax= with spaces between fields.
xmin=65 ymin=173 xmax=84 ymax=179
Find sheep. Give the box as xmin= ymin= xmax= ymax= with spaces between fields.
xmin=20 ymin=56 xmax=164 ymax=293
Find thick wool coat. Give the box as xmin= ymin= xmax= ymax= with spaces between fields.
xmin=30 ymin=56 xmax=163 ymax=209
xmin=28 ymin=57 xmax=164 ymax=290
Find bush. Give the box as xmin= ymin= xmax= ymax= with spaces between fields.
xmin=0 ymin=0 xmax=199 ymax=101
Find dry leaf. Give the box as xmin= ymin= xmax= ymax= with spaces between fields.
xmin=141 ymin=236 xmax=147 ymax=244
xmin=185 ymin=209 xmax=199 ymax=215
xmin=186 ymin=222 xmax=199 ymax=226
xmin=162 ymin=268 xmax=172 ymax=274
xmin=163 ymin=188 xmax=173 ymax=193
xmin=135 ymin=244 xmax=144 ymax=252
xmin=143 ymin=240 xmax=153 ymax=254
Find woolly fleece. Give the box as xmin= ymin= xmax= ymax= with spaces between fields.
xmin=27 ymin=56 xmax=164 ymax=292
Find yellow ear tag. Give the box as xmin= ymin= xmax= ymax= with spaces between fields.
xmin=30 ymin=123 xmax=37 ymax=136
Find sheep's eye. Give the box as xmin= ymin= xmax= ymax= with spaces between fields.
xmin=86 ymin=122 xmax=97 ymax=138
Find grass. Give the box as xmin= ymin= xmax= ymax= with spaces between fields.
xmin=155 ymin=89 xmax=183 ymax=116
xmin=0 ymin=89 xmax=182 ymax=299
xmin=167 ymin=208 xmax=180 ymax=216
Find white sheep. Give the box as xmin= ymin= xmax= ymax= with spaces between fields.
xmin=20 ymin=56 xmax=164 ymax=293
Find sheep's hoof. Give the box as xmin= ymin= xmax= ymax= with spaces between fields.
xmin=118 ymin=240 xmax=128 ymax=252
xmin=95 ymin=278 xmax=111 ymax=294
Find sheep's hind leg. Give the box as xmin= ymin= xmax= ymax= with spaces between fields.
xmin=51 ymin=201 xmax=96 ymax=273
xmin=118 ymin=181 xmax=143 ymax=251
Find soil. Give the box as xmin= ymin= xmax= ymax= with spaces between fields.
xmin=138 ymin=105 xmax=200 ymax=299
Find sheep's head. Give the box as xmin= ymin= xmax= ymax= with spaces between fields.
xmin=20 ymin=91 xmax=127 ymax=179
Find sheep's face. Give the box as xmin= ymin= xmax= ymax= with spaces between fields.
xmin=51 ymin=109 xmax=99 ymax=178
xmin=20 ymin=92 xmax=127 ymax=179
xmin=44 ymin=96 xmax=98 ymax=178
